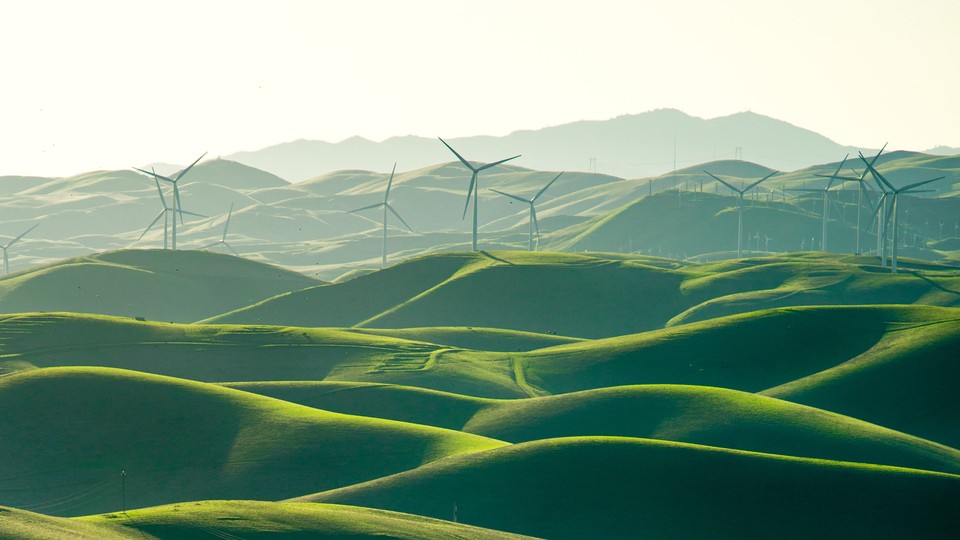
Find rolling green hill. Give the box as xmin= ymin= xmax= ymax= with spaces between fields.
xmin=0 ymin=367 xmax=504 ymax=516
xmin=203 ymin=251 xmax=960 ymax=337
xmin=0 ymin=501 xmax=535 ymax=540
xmin=81 ymin=501 xmax=536 ymax=539
xmin=300 ymin=437 xmax=960 ymax=540
xmin=225 ymin=381 xmax=960 ymax=475
xmin=762 ymin=311 xmax=960 ymax=448
xmin=0 ymin=249 xmax=322 ymax=322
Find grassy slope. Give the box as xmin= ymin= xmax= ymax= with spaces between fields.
xmin=224 ymin=380 xmax=960 ymax=475
xmin=0 ymin=367 xmax=504 ymax=516
xmin=346 ymin=326 xmax=582 ymax=352
xmin=79 ymin=501 xmax=536 ymax=540
xmin=763 ymin=313 xmax=960 ymax=448
xmin=0 ymin=249 xmax=321 ymax=323
xmin=203 ymin=251 xmax=960 ymax=339
xmin=301 ymin=437 xmax=960 ymax=540
xmin=0 ymin=506 xmax=137 ymax=540
xmin=517 ymin=305 xmax=924 ymax=394
xmin=0 ymin=312 xmax=527 ymax=397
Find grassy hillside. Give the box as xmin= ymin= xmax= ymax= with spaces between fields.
xmin=3 ymin=306 xmax=958 ymax=403
xmin=517 ymin=305 xmax=960 ymax=395
xmin=80 ymin=501 xmax=535 ymax=539
xmin=0 ymin=506 xmax=137 ymax=540
xmin=347 ymin=326 xmax=582 ymax=352
xmin=225 ymin=380 xmax=960 ymax=475
xmin=0 ymin=367 xmax=504 ymax=516
xmin=301 ymin=437 xmax=960 ymax=540
xmin=204 ymin=251 xmax=960 ymax=338
xmin=763 ymin=312 xmax=960 ymax=448
xmin=0 ymin=249 xmax=322 ymax=323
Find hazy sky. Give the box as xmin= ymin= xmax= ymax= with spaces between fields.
xmin=2 ymin=0 xmax=957 ymax=177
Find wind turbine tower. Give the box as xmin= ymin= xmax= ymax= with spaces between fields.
xmin=438 ymin=138 xmax=520 ymax=251
xmin=349 ymin=163 xmax=413 ymax=268
xmin=703 ymin=170 xmax=779 ymax=258
xmin=490 ymin=172 xmax=564 ymax=251
xmin=1 ymin=224 xmax=38 ymax=275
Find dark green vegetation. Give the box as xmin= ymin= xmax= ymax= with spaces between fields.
xmin=3 ymin=249 xmax=960 ymax=538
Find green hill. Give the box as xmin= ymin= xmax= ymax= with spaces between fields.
xmin=300 ymin=437 xmax=960 ymax=540
xmin=347 ymin=326 xmax=582 ymax=352
xmin=0 ymin=506 xmax=137 ymax=540
xmin=225 ymin=381 xmax=960 ymax=475
xmin=203 ymin=251 xmax=960 ymax=338
xmin=762 ymin=312 xmax=960 ymax=448
xmin=0 ymin=367 xmax=504 ymax=516
xmin=0 ymin=501 xmax=535 ymax=540
xmin=0 ymin=249 xmax=322 ymax=323
xmin=81 ymin=501 xmax=536 ymax=539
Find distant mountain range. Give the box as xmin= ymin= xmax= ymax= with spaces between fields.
xmin=226 ymin=109 xmax=895 ymax=182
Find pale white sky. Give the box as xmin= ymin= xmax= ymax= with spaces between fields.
xmin=1 ymin=0 xmax=957 ymax=177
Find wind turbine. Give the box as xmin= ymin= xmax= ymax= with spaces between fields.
xmin=134 ymin=153 xmax=206 ymax=250
xmin=789 ymin=155 xmax=850 ymax=252
xmin=438 ymin=138 xmax=520 ymax=251
xmin=859 ymin=152 xmax=944 ymax=273
xmin=348 ymin=163 xmax=413 ymax=268
xmin=201 ymin=204 xmax=240 ymax=256
xmin=818 ymin=145 xmax=887 ymax=255
xmin=1 ymin=224 xmax=38 ymax=275
xmin=138 ymin=176 xmax=205 ymax=249
xmin=490 ymin=171 xmax=564 ymax=251
xmin=703 ymin=169 xmax=779 ymax=258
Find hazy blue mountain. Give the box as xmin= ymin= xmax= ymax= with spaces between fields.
xmin=225 ymin=109 xmax=864 ymax=181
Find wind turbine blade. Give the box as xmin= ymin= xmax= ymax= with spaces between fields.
xmin=386 ymin=203 xmax=414 ymax=232
xmin=153 ymin=177 xmax=168 ymax=207
xmin=224 ymin=242 xmax=240 ymax=256
xmin=745 ymin=171 xmax=778 ymax=192
xmin=533 ymin=171 xmax=564 ymax=202
xmin=490 ymin=188 xmax=531 ymax=204
xmin=384 ymin=162 xmax=397 ymax=202
xmin=178 ymin=210 xmax=207 ymax=218
xmin=200 ymin=241 xmax=221 ymax=249
xmin=477 ymin=154 xmax=521 ymax=171
xmin=869 ymin=193 xmax=887 ymax=221
xmin=134 ymin=167 xmax=176 ymax=183
xmin=223 ymin=203 xmax=234 ymax=241
xmin=704 ymin=171 xmax=741 ymax=194
xmin=462 ymin=173 xmax=477 ymax=220
xmin=5 ymin=223 xmax=38 ymax=249
xmin=859 ymin=151 xmax=895 ymax=192
xmin=826 ymin=154 xmax=849 ymax=189
xmin=174 ymin=184 xmax=185 ymax=225
xmin=438 ymin=138 xmax=477 ymax=171
xmin=900 ymin=176 xmax=944 ymax=193
xmin=175 ymin=152 xmax=207 ymax=181
xmin=814 ymin=174 xmax=861 ymax=182
xmin=138 ymin=211 xmax=165 ymax=241
xmin=348 ymin=202 xmax=385 ymax=214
